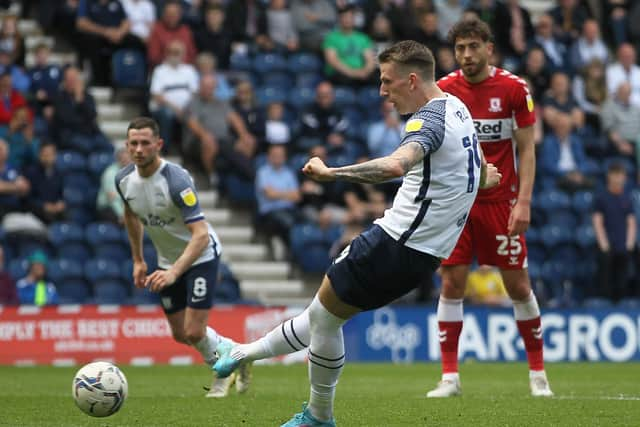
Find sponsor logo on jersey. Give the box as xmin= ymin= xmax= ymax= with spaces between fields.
xmin=180 ymin=188 xmax=197 ymax=206
xmin=526 ymin=94 xmax=534 ymax=112
xmin=141 ymin=214 xmax=176 ymax=227
xmin=489 ymin=97 xmax=502 ymax=112
xmin=473 ymin=119 xmax=513 ymax=142
xmin=405 ymin=119 xmax=424 ymax=133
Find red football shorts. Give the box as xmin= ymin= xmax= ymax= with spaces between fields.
xmin=442 ymin=200 xmax=528 ymax=270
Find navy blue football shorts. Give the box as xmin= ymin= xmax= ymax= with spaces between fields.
xmin=159 ymin=258 xmax=219 ymax=314
xmin=327 ymin=225 xmax=440 ymax=311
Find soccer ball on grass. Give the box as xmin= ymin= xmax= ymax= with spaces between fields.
xmin=72 ymin=361 xmax=128 ymax=417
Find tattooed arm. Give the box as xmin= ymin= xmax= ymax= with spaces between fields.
xmin=302 ymin=142 xmax=425 ymax=184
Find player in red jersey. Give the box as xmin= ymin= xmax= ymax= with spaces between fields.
xmin=427 ymin=18 xmax=553 ymax=398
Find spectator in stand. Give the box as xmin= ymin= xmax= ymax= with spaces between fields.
xmin=465 ymin=265 xmax=510 ymax=307
xmin=16 ymin=251 xmax=58 ymax=306
xmin=322 ymin=4 xmax=377 ymax=87
xmin=290 ymin=0 xmax=336 ymax=53
xmin=147 ymin=0 xmax=197 ymax=69
xmin=0 ymin=246 xmax=18 ymax=305
xmin=0 ymin=106 xmax=39 ymax=171
xmin=225 ymin=0 xmax=268 ymax=49
xmin=53 ymin=66 xmax=112 ymax=154
xmin=435 ymin=46 xmax=457 ymax=79
xmin=434 ymin=0 xmax=464 ymax=41
xmin=184 ymin=74 xmax=256 ymax=183
xmin=149 ymin=40 xmax=198 ymax=152
xmin=264 ymin=0 xmax=299 ymax=53
xmin=255 ymin=143 xmax=302 ymax=250
xmin=601 ymin=82 xmax=640 ymax=163
xmin=76 ymin=0 xmax=144 ymax=86
xmin=120 ymin=0 xmax=156 ymax=46
xmin=0 ymin=139 xmax=29 ymax=218
xmin=569 ymin=19 xmax=608 ymax=71
xmin=0 ymin=44 xmax=29 ymax=94
xmin=264 ymin=101 xmax=291 ymax=146
xmin=367 ymin=8 xmax=395 ymax=53
xmin=0 ymin=71 xmax=28 ymax=127
xmin=26 ymin=43 xmax=61 ymax=134
xmin=495 ymin=0 xmax=534 ymax=71
xmin=194 ymin=52 xmax=233 ymax=101
xmin=362 ymin=0 xmax=404 ymax=41
xmin=606 ymin=43 xmax=640 ymax=108
xmin=540 ymin=113 xmax=593 ymax=192
xmin=533 ymin=13 xmax=569 ymax=73
xmin=367 ymin=100 xmax=404 ymax=159
xmin=231 ymin=80 xmax=265 ymax=149
xmin=592 ymin=162 xmax=636 ymax=302
xmin=410 ymin=11 xmax=444 ymax=57
xmin=548 ymin=0 xmax=589 ymax=45
xmin=542 ymin=71 xmax=585 ymax=130
xmin=97 ymin=145 xmax=129 ymax=223
xmin=23 ymin=142 xmax=65 ymax=224
xmin=518 ymin=47 xmax=550 ymax=103
xmin=194 ymin=5 xmax=232 ymax=70
xmin=467 ymin=0 xmax=505 ymax=34
xmin=602 ymin=0 xmax=630 ymax=48
xmin=630 ymin=2 xmax=640 ymax=52
xmin=298 ymin=81 xmax=349 ymax=154
xmin=572 ymin=59 xmax=607 ymax=132
xmin=0 ymin=14 xmax=24 ymax=67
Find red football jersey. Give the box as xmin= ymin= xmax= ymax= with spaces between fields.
xmin=437 ymin=67 xmax=536 ymax=202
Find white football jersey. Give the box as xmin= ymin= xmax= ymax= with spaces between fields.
xmin=115 ymin=159 xmax=221 ymax=269
xmin=375 ymin=94 xmax=480 ymax=258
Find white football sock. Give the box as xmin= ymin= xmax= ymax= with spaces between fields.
xmin=231 ymin=302 xmax=311 ymax=362
xmin=512 ymin=291 xmax=540 ymax=321
xmin=307 ymin=296 xmax=346 ymax=422
xmin=193 ymin=326 xmax=222 ymax=366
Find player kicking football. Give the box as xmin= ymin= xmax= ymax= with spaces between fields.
xmin=427 ymin=18 xmax=553 ymax=398
xmin=213 ymin=41 xmax=501 ymax=426
xmin=116 ymin=117 xmax=252 ymax=398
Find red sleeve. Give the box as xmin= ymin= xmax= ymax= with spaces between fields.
xmin=183 ymin=27 xmax=198 ymax=65
xmin=147 ymin=24 xmax=163 ymax=69
xmin=511 ymin=79 xmax=536 ymax=128
xmin=0 ymin=103 xmax=10 ymax=124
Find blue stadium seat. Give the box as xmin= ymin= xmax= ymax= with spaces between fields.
xmin=49 ymin=222 xmax=85 ymax=246
xmin=260 ymin=71 xmax=291 ymax=90
xmin=575 ymin=224 xmax=596 ymax=249
xmin=540 ymin=224 xmax=574 ymax=248
xmin=85 ymin=222 xmax=123 ymax=246
xmin=287 ymin=86 xmax=315 ymax=109
xmin=8 ymin=258 xmax=28 ymax=280
xmin=287 ymin=52 xmax=322 ymax=74
xmin=112 ymin=49 xmax=147 ymax=88
xmin=66 ymin=207 xmax=94 ymax=226
xmin=252 ymin=52 xmax=287 ymax=74
xmin=572 ymin=190 xmax=594 ymax=215
xmin=290 ymin=223 xmax=334 ymax=273
xmin=295 ymin=72 xmax=323 ymax=89
xmin=290 ymin=223 xmax=325 ymax=252
xmin=536 ymin=189 xmax=571 ymax=213
xmin=229 ymin=53 xmax=252 ymax=72
xmin=358 ymin=86 xmax=382 ymax=117
xmin=88 ymin=152 xmax=114 ymax=178
xmin=255 ymin=85 xmax=287 ymax=106
xmin=93 ymin=243 xmax=130 ymax=263
xmin=333 ymin=86 xmax=357 ymax=109
xmin=215 ymin=262 xmax=241 ymax=303
xmin=57 ymin=280 xmax=90 ymax=303
xmin=127 ymin=287 xmax=159 ymax=305
xmin=84 ymin=258 xmax=121 ymax=284
xmin=48 ymin=258 xmax=84 ymax=283
xmin=617 ymin=298 xmax=640 ymax=309
xmin=546 ymin=210 xmax=578 ymax=229
xmin=56 ymin=242 xmax=91 ymax=263
xmin=224 ymin=174 xmax=256 ymax=204
xmin=63 ymin=172 xmax=93 ymax=190
xmin=526 ymin=243 xmax=546 ymax=264
xmin=17 ymin=242 xmax=49 ymax=259
xmin=94 ymin=280 xmax=129 ymax=304
xmin=56 ymin=151 xmax=87 ymax=174
xmin=525 ymin=226 xmax=540 ymax=245
xmin=582 ymin=297 xmax=613 ymax=309
xmin=143 ymin=244 xmax=158 ymax=270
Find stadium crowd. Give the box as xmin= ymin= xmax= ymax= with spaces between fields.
xmin=1 ymin=0 xmax=640 ymax=308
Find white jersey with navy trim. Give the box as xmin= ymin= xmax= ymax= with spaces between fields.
xmin=115 ymin=159 xmax=221 ymax=269
xmin=375 ymin=94 xmax=480 ymax=258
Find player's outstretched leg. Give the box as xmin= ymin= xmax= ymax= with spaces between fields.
xmin=189 ymin=326 xmax=236 ymax=398
xmin=213 ymin=338 xmax=254 ymax=394
xmin=213 ymin=301 xmax=311 ymax=378
xmin=512 ymin=290 xmax=553 ymax=397
xmin=281 ymin=296 xmax=342 ymax=427
xmin=427 ymin=296 xmax=463 ymax=398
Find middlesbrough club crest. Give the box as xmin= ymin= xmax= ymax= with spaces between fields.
xmin=489 ymin=97 xmax=502 ymax=112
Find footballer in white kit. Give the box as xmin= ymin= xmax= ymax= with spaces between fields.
xmin=116 ymin=117 xmax=251 ymax=398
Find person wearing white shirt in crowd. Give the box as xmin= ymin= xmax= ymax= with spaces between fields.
xmin=606 ymin=43 xmax=640 ymax=109
xmin=121 ymin=0 xmax=156 ymax=43
xmin=569 ymin=19 xmax=608 ymax=71
xmin=149 ymin=40 xmax=198 ymax=152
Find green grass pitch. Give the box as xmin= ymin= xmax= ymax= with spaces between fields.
xmin=1 ymin=362 xmax=639 ymax=426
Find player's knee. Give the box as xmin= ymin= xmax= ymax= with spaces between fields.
xmin=308 ymin=296 xmax=344 ymax=333
xmin=440 ymin=275 xmax=466 ymax=299
xmin=171 ymin=330 xmax=189 ymax=344
xmin=184 ymin=327 xmax=206 ymax=345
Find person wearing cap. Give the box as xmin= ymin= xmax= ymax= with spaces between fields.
xmin=16 ymin=251 xmax=59 ymax=306
xmin=322 ymin=3 xmax=377 ymax=86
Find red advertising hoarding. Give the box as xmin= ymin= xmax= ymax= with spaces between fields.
xmin=0 ymin=305 xmax=301 ymax=366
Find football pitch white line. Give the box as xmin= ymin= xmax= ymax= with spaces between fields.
xmin=555 ymin=395 xmax=640 ymax=401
